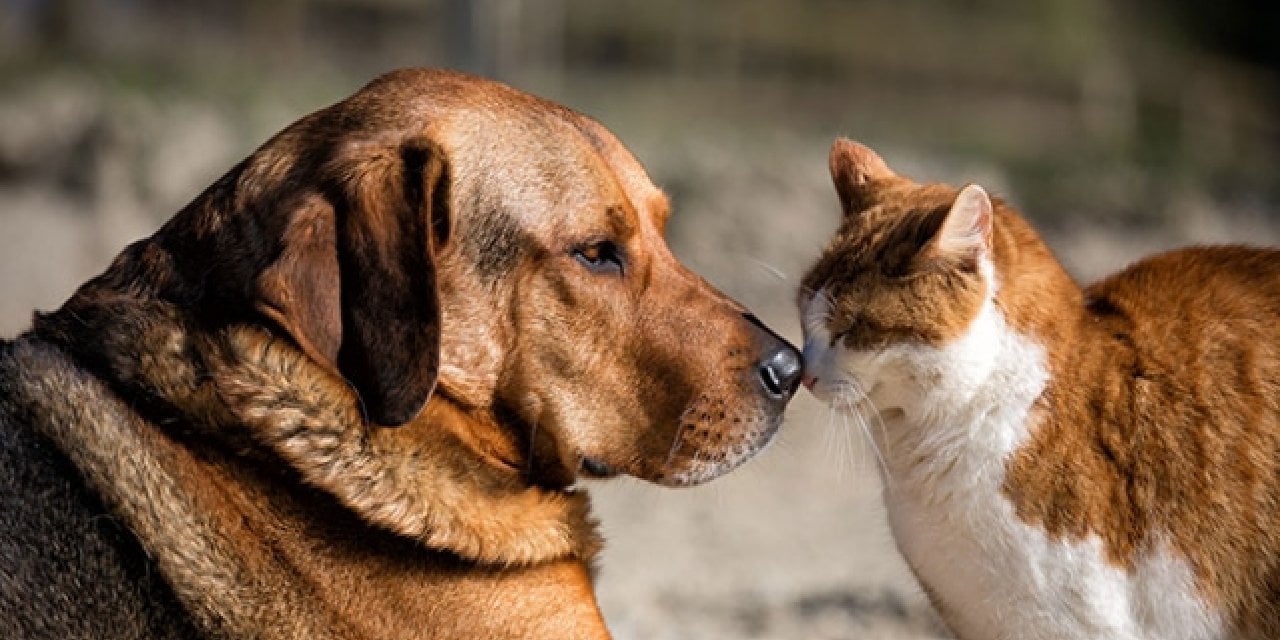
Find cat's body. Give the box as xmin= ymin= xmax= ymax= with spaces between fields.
xmin=799 ymin=139 xmax=1280 ymax=639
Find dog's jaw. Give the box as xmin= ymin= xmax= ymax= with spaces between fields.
xmin=650 ymin=402 xmax=786 ymax=488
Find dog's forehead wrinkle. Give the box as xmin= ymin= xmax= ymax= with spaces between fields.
xmin=536 ymin=110 xmax=664 ymax=232
xmin=461 ymin=213 xmax=530 ymax=281
xmin=436 ymin=99 xmax=657 ymax=247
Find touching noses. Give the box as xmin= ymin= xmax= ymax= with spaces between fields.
xmin=744 ymin=314 xmax=803 ymax=400
xmin=799 ymin=338 xmax=822 ymax=391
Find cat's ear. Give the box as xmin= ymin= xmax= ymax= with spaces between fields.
xmin=829 ymin=138 xmax=896 ymax=214
xmin=933 ymin=183 xmax=993 ymax=262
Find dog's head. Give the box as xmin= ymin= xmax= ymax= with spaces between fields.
xmin=149 ymin=69 xmax=801 ymax=488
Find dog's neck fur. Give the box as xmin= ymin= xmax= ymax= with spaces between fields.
xmin=3 ymin=336 xmax=337 ymax=637
xmin=11 ymin=241 xmax=607 ymax=636
xmin=30 ymin=241 xmax=599 ymax=566
xmin=3 ymin=336 xmax=609 ymax=639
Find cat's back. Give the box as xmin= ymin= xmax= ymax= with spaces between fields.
xmin=1086 ymin=244 xmax=1280 ymax=329
xmin=1080 ymin=244 xmax=1280 ymax=401
xmin=1051 ymin=244 xmax=1280 ymax=639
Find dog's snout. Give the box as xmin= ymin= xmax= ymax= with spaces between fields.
xmin=759 ymin=346 xmax=803 ymax=398
xmin=743 ymin=313 xmax=803 ymax=400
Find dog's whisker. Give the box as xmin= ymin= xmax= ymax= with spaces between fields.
xmin=666 ymin=406 xmax=695 ymax=468
xmin=664 ymin=422 xmax=685 ymax=468
xmin=696 ymin=442 xmax=716 ymax=478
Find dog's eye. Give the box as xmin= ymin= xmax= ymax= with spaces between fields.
xmin=574 ymin=240 xmax=625 ymax=275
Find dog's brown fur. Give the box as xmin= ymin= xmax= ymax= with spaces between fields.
xmin=1 ymin=68 xmax=798 ymax=639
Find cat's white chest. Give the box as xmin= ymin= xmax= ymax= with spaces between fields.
xmin=886 ymin=465 xmax=1223 ymax=640
xmin=890 ymin=460 xmax=1218 ymax=640
xmin=804 ymin=293 xmax=1227 ymax=640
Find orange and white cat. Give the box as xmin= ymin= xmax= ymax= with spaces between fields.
xmin=799 ymin=138 xmax=1280 ymax=639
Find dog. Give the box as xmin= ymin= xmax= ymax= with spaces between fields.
xmin=0 ymin=68 xmax=802 ymax=639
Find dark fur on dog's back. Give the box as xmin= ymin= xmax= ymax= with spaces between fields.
xmin=0 ymin=358 xmax=195 ymax=638
xmin=0 ymin=330 xmax=603 ymax=639
xmin=0 ymin=429 xmax=176 ymax=639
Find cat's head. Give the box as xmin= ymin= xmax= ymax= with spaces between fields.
xmin=798 ymin=139 xmax=998 ymax=412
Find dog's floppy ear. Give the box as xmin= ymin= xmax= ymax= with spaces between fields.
xmin=255 ymin=139 xmax=450 ymax=427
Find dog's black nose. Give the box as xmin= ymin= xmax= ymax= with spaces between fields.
xmin=758 ymin=343 xmax=803 ymax=398
xmin=743 ymin=313 xmax=803 ymax=400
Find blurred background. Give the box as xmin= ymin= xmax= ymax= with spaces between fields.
xmin=1 ymin=1 xmax=1277 ymax=638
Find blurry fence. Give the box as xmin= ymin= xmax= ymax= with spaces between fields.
xmin=0 ymin=0 xmax=1277 ymax=332
xmin=4 ymin=0 xmax=1276 ymax=220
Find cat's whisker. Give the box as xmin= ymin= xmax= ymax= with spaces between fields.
xmin=853 ymin=405 xmax=890 ymax=483
xmin=747 ymin=257 xmax=788 ymax=282
xmin=836 ymin=379 xmax=891 ymax=457
xmin=836 ymin=400 xmax=863 ymax=480
xmin=861 ymin=395 xmax=894 ymax=470
xmin=822 ymin=394 xmax=857 ymax=482
xmin=836 ymin=395 xmax=864 ymax=480
xmin=824 ymin=404 xmax=849 ymax=482
xmin=830 ymin=382 xmax=889 ymax=483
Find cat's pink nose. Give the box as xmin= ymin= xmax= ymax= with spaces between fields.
xmin=802 ymin=374 xmax=818 ymax=390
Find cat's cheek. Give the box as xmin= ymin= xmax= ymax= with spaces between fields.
xmin=843 ymin=348 xmax=924 ymax=411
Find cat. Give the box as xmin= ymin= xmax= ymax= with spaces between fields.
xmin=798 ymin=138 xmax=1280 ymax=640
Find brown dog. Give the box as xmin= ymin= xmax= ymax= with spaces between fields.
xmin=0 ymin=68 xmax=801 ymax=639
